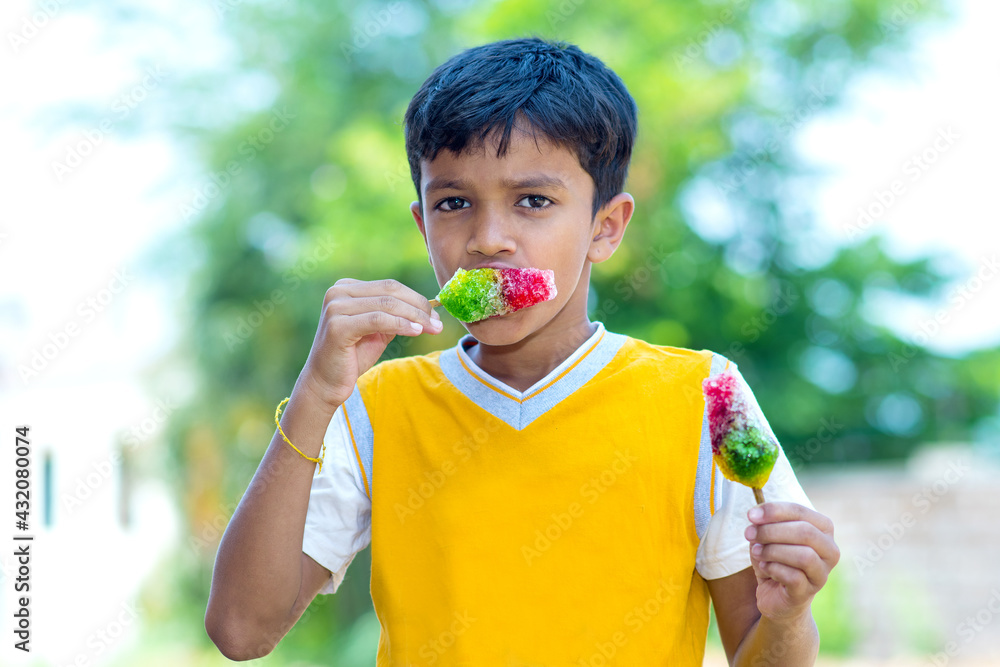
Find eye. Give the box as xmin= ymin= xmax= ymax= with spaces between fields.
xmin=435 ymin=197 xmax=469 ymax=211
xmin=516 ymin=195 xmax=552 ymax=209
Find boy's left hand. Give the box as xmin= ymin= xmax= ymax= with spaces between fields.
xmin=744 ymin=502 xmax=840 ymax=622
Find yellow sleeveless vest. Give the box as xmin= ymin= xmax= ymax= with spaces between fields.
xmin=345 ymin=330 xmax=716 ymax=665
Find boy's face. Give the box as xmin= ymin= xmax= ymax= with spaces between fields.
xmin=410 ymin=126 xmax=632 ymax=346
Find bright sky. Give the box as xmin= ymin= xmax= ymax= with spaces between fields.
xmin=798 ymin=0 xmax=1000 ymax=354
xmin=0 ymin=0 xmax=996 ymax=664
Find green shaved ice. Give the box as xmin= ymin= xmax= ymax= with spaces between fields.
xmin=716 ymin=426 xmax=779 ymax=489
xmin=436 ymin=268 xmax=501 ymax=322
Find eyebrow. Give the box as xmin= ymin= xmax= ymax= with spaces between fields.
xmin=424 ymin=174 xmax=569 ymax=193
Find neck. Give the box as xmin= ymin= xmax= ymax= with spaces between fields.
xmin=467 ymin=316 xmax=598 ymax=393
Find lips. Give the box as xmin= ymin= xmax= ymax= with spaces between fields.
xmin=469 ymin=261 xmax=521 ymax=271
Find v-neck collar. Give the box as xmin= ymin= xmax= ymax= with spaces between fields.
xmin=437 ymin=322 xmax=627 ymax=430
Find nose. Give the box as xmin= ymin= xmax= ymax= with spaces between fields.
xmin=466 ymin=206 xmax=516 ymax=257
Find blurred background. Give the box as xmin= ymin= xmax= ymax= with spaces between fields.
xmin=1 ymin=0 xmax=998 ymax=664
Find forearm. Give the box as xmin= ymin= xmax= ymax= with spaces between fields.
xmin=206 ymin=380 xmax=337 ymax=657
xmin=732 ymin=609 xmax=819 ymax=667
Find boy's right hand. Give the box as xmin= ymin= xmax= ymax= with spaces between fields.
xmin=299 ymin=278 xmax=442 ymax=411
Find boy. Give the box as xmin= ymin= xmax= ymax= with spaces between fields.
xmin=206 ymin=37 xmax=839 ymax=665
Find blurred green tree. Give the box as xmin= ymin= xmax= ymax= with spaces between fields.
xmin=127 ymin=0 xmax=999 ymax=661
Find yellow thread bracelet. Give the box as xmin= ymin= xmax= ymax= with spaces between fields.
xmin=274 ymin=397 xmax=325 ymax=473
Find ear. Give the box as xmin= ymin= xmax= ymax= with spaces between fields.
xmin=411 ymin=200 xmax=426 ymax=239
xmin=587 ymin=192 xmax=634 ymax=264
xmin=411 ymin=200 xmax=435 ymax=268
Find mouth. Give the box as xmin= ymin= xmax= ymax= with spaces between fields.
xmin=468 ymin=262 xmax=522 ymax=271
xmin=436 ymin=265 xmax=556 ymax=323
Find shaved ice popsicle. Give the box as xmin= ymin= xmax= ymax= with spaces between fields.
xmin=702 ymin=368 xmax=779 ymax=504
xmin=429 ymin=267 xmax=557 ymax=323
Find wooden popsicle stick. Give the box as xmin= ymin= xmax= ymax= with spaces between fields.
xmin=752 ymin=487 xmax=765 ymax=505
xmin=428 ymin=298 xmax=440 ymax=308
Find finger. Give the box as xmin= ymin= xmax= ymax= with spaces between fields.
xmin=331 ymin=310 xmax=427 ymax=340
xmin=323 ymin=277 xmax=362 ymax=303
xmin=745 ymin=521 xmax=840 ymax=566
xmin=749 ymin=547 xmax=771 ymax=582
xmin=322 ymin=277 xmax=442 ymax=334
xmin=752 ymin=543 xmax=830 ymax=590
xmin=748 ymin=502 xmax=835 ymax=536
xmin=331 ymin=295 xmax=441 ymax=332
xmin=328 ymin=278 xmax=436 ymax=314
xmin=755 ymin=560 xmax=814 ymax=601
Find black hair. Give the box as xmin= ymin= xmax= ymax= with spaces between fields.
xmin=404 ymin=37 xmax=637 ymax=218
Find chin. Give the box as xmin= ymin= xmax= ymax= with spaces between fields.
xmin=463 ymin=310 xmax=543 ymax=346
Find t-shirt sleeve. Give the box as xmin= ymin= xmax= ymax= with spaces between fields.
xmin=694 ymin=361 xmax=813 ymax=580
xmin=302 ymin=390 xmax=372 ymax=595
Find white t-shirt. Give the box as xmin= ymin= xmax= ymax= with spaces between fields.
xmin=302 ymin=325 xmax=812 ymax=595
